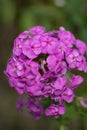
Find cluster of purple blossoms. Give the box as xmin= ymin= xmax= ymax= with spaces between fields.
xmin=5 ymin=26 xmax=87 ymax=119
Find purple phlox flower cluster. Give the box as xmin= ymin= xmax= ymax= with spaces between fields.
xmin=16 ymin=96 xmax=24 ymax=113
xmin=76 ymin=97 xmax=87 ymax=109
xmin=45 ymin=104 xmax=66 ymax=118
xmin=5 ymin=25 xmax=87 ymax=119
xmin=79 ymin=98 xmax=87 ymax=109
xmin=27 ymin=98 xmax=44 ymax=120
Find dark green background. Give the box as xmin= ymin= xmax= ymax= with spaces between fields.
xmin=0 ymin=0 xmax=87 ymax=130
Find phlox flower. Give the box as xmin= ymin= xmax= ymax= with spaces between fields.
xmin=5 ymin=25 xmax=87 ymax=119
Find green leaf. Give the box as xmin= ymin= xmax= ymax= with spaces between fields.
xmin=59 ymin=125 xmax=69 ymax=130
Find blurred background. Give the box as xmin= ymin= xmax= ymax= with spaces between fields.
xmin=0 ymin=0 xmax=87 ymax=130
